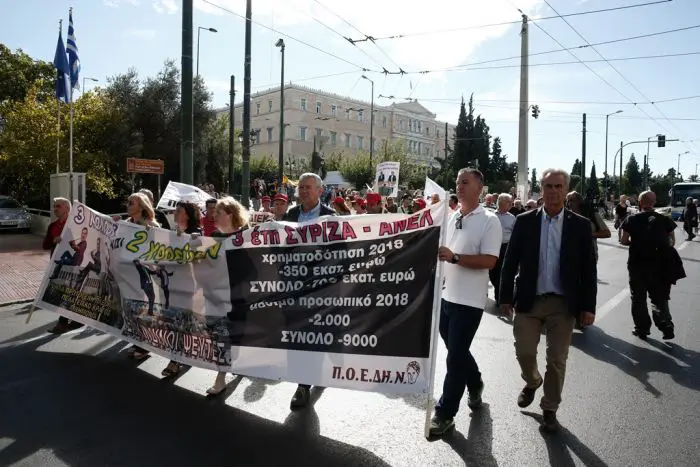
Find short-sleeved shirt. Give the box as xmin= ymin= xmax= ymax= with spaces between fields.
xmin=442 ymin=206 xmax=503 ymax=309
xmin=622 ymin=210 xmax=676 ymax=265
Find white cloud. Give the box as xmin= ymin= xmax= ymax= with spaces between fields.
xmin=153 ymin=0 xmax=178 ymax=15
xmin=127 ymin=28 xmax=157 ymax=40
xmin=194 ymin=0 xmax=544 ymax=71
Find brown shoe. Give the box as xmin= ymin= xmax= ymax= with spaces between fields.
xmin=47 ymin=323 xmax=69 ymax=334
xmin=517 ymin=380 xmax=543 ymax=408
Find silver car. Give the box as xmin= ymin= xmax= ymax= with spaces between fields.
xmin=0 ymin=196 xmax=32 ymax=232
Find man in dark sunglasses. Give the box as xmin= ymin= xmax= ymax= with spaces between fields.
xmin=429 ymin=168 xmax=503 ymax=437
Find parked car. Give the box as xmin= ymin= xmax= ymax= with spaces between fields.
xmin=0 ymin=196 xmax=32 ymax=232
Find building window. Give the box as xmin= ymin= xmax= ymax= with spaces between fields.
xmin=418 ymin=142 xmax=422 ymax=154
xmin=316 ymin=128 xmax=323 ymax=138
xmin=331 ymin=105 xmax=337 ymax=117
xmin=346 ymin=109 xmax=351 ymax=120
xmin=437 ymin=129 xmax=440 ymax=139
xmin=300 ymin=126 xmax=307 ymax=141
xmin=316 ymin=102 xmax=322 ymax=114
xmin=426 ymin=126 xmax=430 ymax=136
xmin=256 ymin=102 xmax=261 ymax=115
xmin=382 ymin=116 xmax=387 ymax=129
xmin=417 ymin=121 xmax=421 ymax=133
xmin=345 ymin=133 xmax=351 ymax=148
xmin=301 ymin=98 xmax=307 ymax=111
xmin=358 ymin=110 xmax=364 ymax=122
xmin=267 ymin=127 xmax=273 ymax=142
xmin=399 ymin=119 xmax=404 ymax=130
xmin=330 ymin=131 xmax=337 ymax=146
xmin=268 ymin=100 xmax=273 ymax=112
xmin=357 ymin=136 xmax=364 ymax=149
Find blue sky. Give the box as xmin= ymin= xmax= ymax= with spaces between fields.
xmin=3 ymin=0 xmax=700 ymax=181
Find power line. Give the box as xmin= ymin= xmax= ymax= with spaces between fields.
xmin=400 ymin=24 xmax=700 ymax=74
xmin=312 ymin=0 xmax=406 ymax=74
xmin=199 ymin=0 xmax=372 ymax=71
xmin=385 ymin=94 xmax=700 ymax=106
xmin=349 ymin=0 xmax=672 ymax=42
xmin=541 ymin=0 xmax=698 ymax=154
xmin=252 ymin=70 xmax=362 ymax=90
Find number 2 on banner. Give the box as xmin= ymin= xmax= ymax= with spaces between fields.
xmin=126 ymin=231 xmax=148 ymax=253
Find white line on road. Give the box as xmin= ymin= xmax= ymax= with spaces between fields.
xmin=596 ymin=287 xmax=630 ymax=321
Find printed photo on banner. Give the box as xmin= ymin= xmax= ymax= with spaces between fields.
xmin=112 ymin=223 xmax=232 ymax=369
xmin=375 ymin=161 xmax=400 ymax=198
xmin=39 ymin=203 xmax=123 ymax=329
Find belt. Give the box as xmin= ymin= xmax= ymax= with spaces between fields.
xmin=539 ymin=293 xmax=564 ymax=298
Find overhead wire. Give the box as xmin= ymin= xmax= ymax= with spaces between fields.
xmin=199 ymin=0 xmax=372 ymax=71
xmin=252 ymin=70 xmax=362 ymax=91
xmin=312 ymin=0 xmax=406 ymax=74
xmin=541 ymin=0 xmax=698 ymax=154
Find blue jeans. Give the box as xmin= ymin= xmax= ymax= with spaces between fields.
xmin=435 ymin=299 xmax=484 ymax=419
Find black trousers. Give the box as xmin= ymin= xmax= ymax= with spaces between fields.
xmin=629 ymin=267 xmax=673 ymax=334
xmin=488 ymin=243 xmax=509 ymax=304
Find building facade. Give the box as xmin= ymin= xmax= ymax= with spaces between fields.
xmin=224 ymin=84 xmax=455 ymax=170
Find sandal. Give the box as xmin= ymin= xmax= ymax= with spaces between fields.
xmin=131 ymin=348 xmax=149 ymax=361
xmin=206 ymin=372 xmax=227 ymax=396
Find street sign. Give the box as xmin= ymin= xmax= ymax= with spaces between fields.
xmin=126 ymin=158 xmax=164 ymax=175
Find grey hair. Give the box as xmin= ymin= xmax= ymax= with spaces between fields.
xmin=497 ymin=193 xmax=512 ymax=206
xmin=138 ymin=188 xmax=155 ymax=204
xmin=53 ymin=197 xmax=71 ymax=210
xmin=298 ymin=172 xmax=324 ymax=188
xmin=457 ymin=167 xmax=484 ymax=185
xmin=540 ymin=168 xmax=570 ymax=187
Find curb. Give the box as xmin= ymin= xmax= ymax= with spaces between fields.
xmin=0 ymin=298 xmax=34 ymax=308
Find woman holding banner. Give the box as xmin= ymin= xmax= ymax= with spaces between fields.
xmin=124 ymin=192 xmax=161 ymax=361
xmin=161 ymin=201 xmax=203 ymax=377
xmin=206 ymin=196 xmax=249 ymax=396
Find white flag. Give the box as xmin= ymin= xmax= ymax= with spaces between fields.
xmin=157 ymin=181 xmax=212 ymax=211
xmin=423 ymin=177 xmax=446 ymax=203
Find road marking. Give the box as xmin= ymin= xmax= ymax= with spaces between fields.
xmin=678 ymin=241 xmax=689 ymax=251
xmin=596 ymin=287 xmax=629 ymax=321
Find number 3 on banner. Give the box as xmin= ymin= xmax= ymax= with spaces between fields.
xmin=126 ymin=231 xmax=148 ymax=253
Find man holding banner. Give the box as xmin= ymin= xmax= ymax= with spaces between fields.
xmin=282 ymin=172 xmax=336 ymax=409
xmin=430 ymin=168 xmax=502 ymax=437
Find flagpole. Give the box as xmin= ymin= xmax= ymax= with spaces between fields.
xmin=69 ymin=88 xmax=74 ymax=202
xmin=56 ymin=19 xmax=62 ymax=175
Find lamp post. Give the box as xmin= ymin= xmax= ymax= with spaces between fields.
xmin=361 ymin=75 xmax=374 ymax=169
xmin=604 ymin=109 xmax=622 ymax=199
xmin=82 ymin=77 xmax=98 ymax=93
xmin=678 ymin=151 xmax=690 ymax=177
xmin=275 ymin=39 xmax=285 ymax=183
xmin=196 ymin=26 xmax=218 ymax=77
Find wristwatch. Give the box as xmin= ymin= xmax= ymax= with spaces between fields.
xmin=451 ymin=254 xmax=461 ymax=264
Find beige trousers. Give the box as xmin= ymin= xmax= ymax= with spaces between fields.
xmin=513 ymin=295 xmax=575 ymax=412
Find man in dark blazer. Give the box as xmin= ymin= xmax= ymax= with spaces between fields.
xmin=282 ymin=173 xmax=335 ymax=409
xmin=499 ymin=168 xmax=597 ymax=433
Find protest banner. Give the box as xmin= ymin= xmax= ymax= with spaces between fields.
xmin=157 ymin=181 xmax=212 ymax=211
xmin=375 ymin=162 xmax=400 ymax=198
xmin=33 ymin=201 xmax=446 ymax=396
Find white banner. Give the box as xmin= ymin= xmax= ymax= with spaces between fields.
xmin=157 ymin=181 xmax=212 ymax=211
xmin=375 ymin=161 xmax=400 ymax=198
xmin=423 ymin=177 xmax=446 ymax=204
xmin=35 ymin=202 xmax=446 ymax=395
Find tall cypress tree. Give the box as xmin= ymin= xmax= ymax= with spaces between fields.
xmin=589 ymin=162 xmax=599 ymax=196
xmin=453 ymin=98 xmax=469 ymax=171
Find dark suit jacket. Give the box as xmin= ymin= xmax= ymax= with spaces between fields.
xmin=282 ymin=203 xmax=336 ymax=222
xmin=499 ymin=207 xmax=597 ymax=316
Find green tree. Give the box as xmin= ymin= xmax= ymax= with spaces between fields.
xmin=623 ymin=154 xmax=643 ymax=194
xmin=0 ymin=44 xmax=54 ymax=104
xmin=570 ymin=159 xmax=582 ymax=190
xmin=453 ymin=98 xmax=470 ymax=171
xmin=588 ymin=163 xmax=599 ymax=196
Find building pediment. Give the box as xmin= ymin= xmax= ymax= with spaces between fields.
xmin=391 ymin=100 xmax=436 ymax=118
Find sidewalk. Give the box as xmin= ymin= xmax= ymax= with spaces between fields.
xmin=0 ymin=233 xmax=49 ymax=305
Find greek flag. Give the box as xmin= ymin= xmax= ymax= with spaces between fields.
xmin=67 ymin=9 xmax=81 ymax=91
xmin=53 ymin=29 xmax=71 ymax=103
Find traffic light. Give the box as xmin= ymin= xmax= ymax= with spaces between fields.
xmin=531 ymin=104 xmax=540 ymax=119
xmin=657 ymin=134 xmax=666 ymax=147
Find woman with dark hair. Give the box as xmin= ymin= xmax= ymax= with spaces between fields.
xmin=161 ymin=201 xmax=202 ymax=377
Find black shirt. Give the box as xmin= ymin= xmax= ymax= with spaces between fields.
xmin=615 ymin=204 xmax=628 ymax=220
xmin=622 ymin=210 xmax=676 ymax=265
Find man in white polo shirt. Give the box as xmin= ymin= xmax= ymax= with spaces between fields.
xmin=429 ymin=167 xmax=503 ymax=437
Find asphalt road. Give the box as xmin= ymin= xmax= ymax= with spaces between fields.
xmin=1 ymin=232 xmax=699 ymax=466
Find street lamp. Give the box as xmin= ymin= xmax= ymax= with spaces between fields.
xmin=82 ymin=77 xmax=98 ymax=94
xmin=275 ymin=38 xmax=285 ymax=183
xmin=361 ymin=75 xmax=375 ymax=169
xmin=604 ymin=109 xmax=622 ymax=199
xmin=678 ymin=151 xmax=690 ymax=176
xmin=196 ymin=27 xmax=218 ymax=77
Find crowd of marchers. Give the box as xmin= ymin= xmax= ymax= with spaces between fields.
xmin=40 ymin=167 xmax=686 ymax=438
